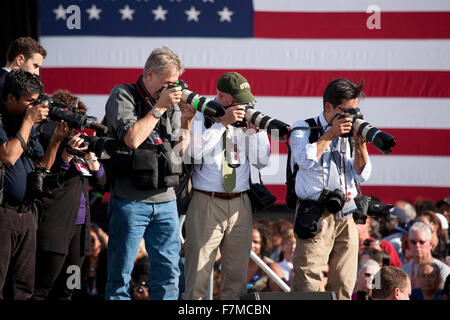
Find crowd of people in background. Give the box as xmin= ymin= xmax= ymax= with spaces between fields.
xmin=76 ymin=196 xmax=450 ymax=301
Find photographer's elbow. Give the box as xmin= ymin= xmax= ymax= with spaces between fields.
xmin=2 ymin=158 xmax=15 ymax=167
xmin=123 ymin=136 xmax=140 ymax=150
xmin=1 ymin=152 xmax=21 ymax=167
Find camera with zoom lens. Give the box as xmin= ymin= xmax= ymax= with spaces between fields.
xmin=229 ymin=103 xmax=290 ymax=139
xmin=164 ymin=80 xmax=225 ymax=118
xmin=32 ymin=94 xmax=108 ymax=135
xmin=317 ymin=188 xmax=347 ymax=213
xmin=337 ymin=108 xmax=396 ymax=154
xmin=353 ymin=194 xmax=392 ymax=224
xmin=65 ymin=134 xmax=119 ymax=160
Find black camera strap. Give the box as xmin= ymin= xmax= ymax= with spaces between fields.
xmin=135 ymin=75 xmax=157 ymax=111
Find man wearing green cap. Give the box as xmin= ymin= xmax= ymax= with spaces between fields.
xmin=183 ymin=72 xmax=271 ymax=300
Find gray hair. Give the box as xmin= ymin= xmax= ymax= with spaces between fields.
xmin=358 ymin=259 xmax=381 ymax=276
xmin=143 ymin=46 xmax=184 ymax=76
xmin=395 ymin=200 xmax=416 ymax=221
xmin=408 ymin=221 xmax=432 ymax=241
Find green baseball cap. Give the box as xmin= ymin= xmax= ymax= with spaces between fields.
xmin=217 ymin=72 xmax=255 ymax=104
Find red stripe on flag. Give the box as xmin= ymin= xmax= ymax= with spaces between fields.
xmin=266 ymin=184 xmax=450 ymax=206
xmin=254 ymin=12 xmax=450 ymax=39
xmin=40 ymin=68 xmax=450 ymax=97
xmin=270 ymin=128 xmax=450 ymax=156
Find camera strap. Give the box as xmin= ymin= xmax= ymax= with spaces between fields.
xmin=320 ymin=138 xmax=344 ymax=190
xmin=135 ymin=75 xmax=157 ymax=111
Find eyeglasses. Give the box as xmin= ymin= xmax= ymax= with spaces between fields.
xmin=336 ymin=105 xmax=360 ymax=113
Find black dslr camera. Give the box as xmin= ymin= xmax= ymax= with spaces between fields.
xmin=317 ymin=188 xmax=347 ymax=213
xmin=337 ymin=108 xmax=396 ymax=154
xmin=337 ymin=108 xmax=363 ymax=138
xmin=353 ymin=194 xmax=392 ymax=224
xmin=32 ymin=94 xmax=108 ymax=135
xmin=26 ymin=166 xmax=53 ymax=199
xmin=65 ymin=135 xmax=118 ymax=160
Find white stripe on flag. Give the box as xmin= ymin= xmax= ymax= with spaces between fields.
xmin=78 ymin=95 xmax=450 ymax=130
xmin=40 ymin=37 xmax=450 ymax=71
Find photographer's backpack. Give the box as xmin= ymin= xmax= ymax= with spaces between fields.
xmin=285 ymin=118 xmax=320 ymax=210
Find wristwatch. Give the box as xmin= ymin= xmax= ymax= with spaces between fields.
xmin=151 ymin=108 xmax=162 ymax=119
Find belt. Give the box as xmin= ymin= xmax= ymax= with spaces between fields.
xmin=194 ymin=189 xmax=246 ymax=200
xmin=1 ymin=202 xmax=33 ymax=213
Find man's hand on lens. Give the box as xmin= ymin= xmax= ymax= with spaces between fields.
xmin=221 ymin=105 xmax=246 ymax=127
xmin=179 ymin=101 xmax=196 ymax=121
xmin=52 ymin=120 xmax=71 ymax=143
xmin=25 ymin=100 xmax=49 ymax=124
xmin=352 ymin=124 xmax=367 ymax=145
xmin=244 ymin=121 xmax=260 ymax=135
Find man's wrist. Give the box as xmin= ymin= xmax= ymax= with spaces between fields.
xmin=320 ymin=130 xmax=336 ymax=141
xmin=180 ymin=115 xmax=193 ymax=129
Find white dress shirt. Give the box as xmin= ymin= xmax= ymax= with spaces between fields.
xmin=290 ymin=112 xmax=372 ymax=202
xmin=188 ymin=112 xmax=271 ymax=193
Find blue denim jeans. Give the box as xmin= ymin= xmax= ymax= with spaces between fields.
xmin=105 ymin=196 xmax=180 ymax=300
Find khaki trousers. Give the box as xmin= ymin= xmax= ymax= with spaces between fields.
xmin=291 ymin=210 xmax=359 ymax=300
xmin=184 ymin=191 xmax=252 ymax=300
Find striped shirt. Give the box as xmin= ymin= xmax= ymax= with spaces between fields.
xmin=290 ymin=112 xmax=372 ymax=202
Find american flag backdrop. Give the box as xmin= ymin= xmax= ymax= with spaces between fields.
xmin=39 ymin=0 xmax=450 ymax=205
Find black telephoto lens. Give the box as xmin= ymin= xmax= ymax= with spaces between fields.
xmin=353 ymin=119 xmax=396 ymax=154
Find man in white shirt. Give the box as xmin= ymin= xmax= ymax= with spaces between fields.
xmin=290 ymin=78 xmax=372 ymax=300
xmin=184 ymin=72 xmax=270 ymax=300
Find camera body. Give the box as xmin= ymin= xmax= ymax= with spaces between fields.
xmin=26 ymin=166 xmax=53 ymax=199
xmin=165 ymin=80 xmax=225 ymax=118
xmin=317 ymin=188 xmax=347 ymax=213
xmin=353 ymin=194 xmax=392 ymax=224
xmin=337 ymin=108 xmax=363 ymax=138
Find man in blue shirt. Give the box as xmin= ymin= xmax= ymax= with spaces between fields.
xmin=0 ymin=69 xmax=68 ymax=300
xmin=290 ymin=79 xmax=372 ymax=300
